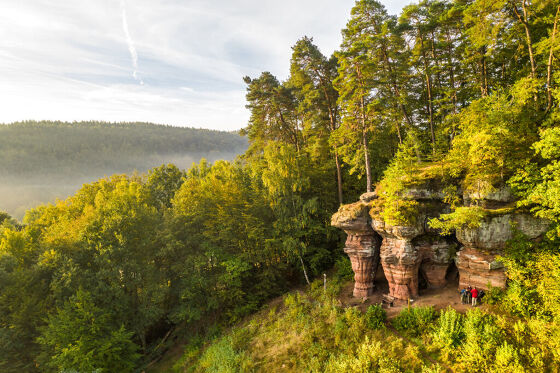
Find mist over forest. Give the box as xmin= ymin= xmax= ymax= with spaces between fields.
xmin=0 ymin=121 xmax=247 ymax=219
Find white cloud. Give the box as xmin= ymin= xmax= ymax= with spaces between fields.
xmin=0 ymin=0 xmax=410 ymax=130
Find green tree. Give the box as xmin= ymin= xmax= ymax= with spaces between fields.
xmin=289 ymin=36 xmax=344 ymax=204
xmin=38 ymin=290 xmax=139 ymax=372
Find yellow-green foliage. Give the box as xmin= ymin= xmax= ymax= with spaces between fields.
xmin=445 ymin=81 xmax=539 ymax=194
xmin=428 ymin=206 xmax=487 ymax=235
xmin=377 ymin=198 xmax=420 ymax=226
xmin=500 ymin=250 xmax=560 ymax=320
xmin=183 ymin=281 xmax=431 ymax=372
xmin=392 ymin=306 xmax=438 ymax=337
xmin=373 ymin=135 xmax=457 ymax=226
xmin=424 ymin=306 xmax=560 ymax=372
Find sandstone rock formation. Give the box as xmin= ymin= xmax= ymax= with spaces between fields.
xmin=456 ymin=212 xmax=549 ymax=289
xmin=331 ymin=182 xmax=549 ymax=301
xmin=370 ymin=210 xmax=456 ymax=300
xmin=331 ymin=202 xmax=381 ymax=297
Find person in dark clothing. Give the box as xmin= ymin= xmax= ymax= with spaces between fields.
xmin=460 ymin=288 xmax=467 ymax=304
xmin=478 ymin=289 xmax=486 ymax=303
xmin=467 ymin=286 xmax=472 ymax=304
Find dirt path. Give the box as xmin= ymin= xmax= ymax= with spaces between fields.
xmin=339 ymin=267 xmax=486 ymax=318
xmin=337 ymin=269 xmax=491 ymax=372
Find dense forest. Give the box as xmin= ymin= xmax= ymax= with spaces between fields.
xmin=1 ymin=0 xmax=560 ymax=371
xmin=0 ymin=121 xmax=247 ymax=218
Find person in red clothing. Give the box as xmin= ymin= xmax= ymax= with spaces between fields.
xmin=471 ymin=287 xmax=479 ymax=306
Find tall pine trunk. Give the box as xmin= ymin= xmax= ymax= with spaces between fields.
xmin=547 ymin=5 xmax=560 ymax=112
xmin=420 ymin=35 xmax=436 ymax=155
xmin=360 ymin=96 xmax=372 ymax=192
xmin=511 ymin=0 xmax=537 ymax=79
xmin=335 ymin=154 xmax=343 ymax=204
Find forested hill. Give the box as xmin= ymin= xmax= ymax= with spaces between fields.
xmin=0 ymin=121 xmax=247 ymax=179
xmin=0 ymin=121 xmax=247 ymax=218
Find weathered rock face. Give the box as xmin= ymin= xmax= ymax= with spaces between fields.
xmin=455 ymin=212 xmax=549 ymax=289
xmin=332 ymin=202 xmax=381 ymax=297
xmin=455 ymin=247 xmax=506 ymax=289
xmin=373 ymin=216 xmax=456 ymax=299
xmin=345 ymin=232 xmax=381 ymax=297
xmin=333 ymin=187 xmax=456 ymax=300
xmin=416 ymin=236 xmax=457 ymax=288
xmin=372 ymin=216 xmax=423 ymax=299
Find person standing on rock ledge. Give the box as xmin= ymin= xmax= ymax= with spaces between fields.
xmin=471 ymin=287 xmax=479 ymax=306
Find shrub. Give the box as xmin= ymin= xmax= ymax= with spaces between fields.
xmin=365 ymin=304 xmax=386 ymax=329
xmin=324 ymin=336 xmax=419 ymax=373
xmin=456 ymin=309 xmax=503 ymax=371
xmin=484 ymin=285 xmax=505 ymax=305
xmin=432 ymin=307 xmax=464 ymax=359
xmin=392 ymin=306 xmax=437 ymax=337
xmin=196 ymin=336 xmax=253 ymax=373
xmin=334 ymin=256 xmax=354 ymax=281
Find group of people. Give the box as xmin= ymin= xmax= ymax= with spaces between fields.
xmin=460 ymin=286 xmax=485 ymax=306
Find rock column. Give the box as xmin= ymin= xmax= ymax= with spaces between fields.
xmin=372 ymin=219 xmax=424 ymax=300
xmin=331 ymin=201 xmax=381 ymax=297
xmin=344 ymin=230 xmax=381 ymax=297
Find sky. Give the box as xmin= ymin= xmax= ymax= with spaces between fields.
xmin=0 ymin=0 xmax=411 ymax=131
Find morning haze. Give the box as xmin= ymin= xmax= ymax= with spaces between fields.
xmin=0 ymin=121 xmax=247 ymax=219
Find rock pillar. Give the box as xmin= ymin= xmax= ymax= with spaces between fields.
xmin=416 ymin=236 xmax=456 ymax=288
xmin=332 ymin=201 xmax=381 ymax=297
xmin=344 ymin=231 xmax=381 ymax=297
xmin=372 ymin=218 xmax=425 ymax=300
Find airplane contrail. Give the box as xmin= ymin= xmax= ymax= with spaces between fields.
xmin=120 ymin=0 xmax=144 ymax=85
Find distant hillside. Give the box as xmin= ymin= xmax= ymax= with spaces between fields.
xmin=0 ymin=121 xmax=248 ymax=218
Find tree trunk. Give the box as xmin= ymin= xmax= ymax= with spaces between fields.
xmin=379 ymin=41 xmax=409 ymax=142
xmin=371 ymin=16 xmax=410 ymax=143
xmin=321 ymin=83 xmax=344 ymax=205
xmin=360 ymin=96 xmax=372 ymax=193
xmin=445 ymin=29 xmax=458 ymax=114
xmin=479 ymin=50 xmax=488 ymax=96
xmin=421 ymin=35 xmax=436 ymax=154
xmin=511 ymin=0 xmax=537 ymax=79
xmin=335 ymin=153 xmax=343 ymax=205
xmin=547 ymin=5 xmax=560 ymax=113
xmin=362 ymin=127 xmax=372 ymax=193
xmin=299 ymin=255 xmax=310 ymax=285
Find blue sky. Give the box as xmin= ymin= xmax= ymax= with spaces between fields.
xmin=0 ymin=0 xmax=411 ymax=130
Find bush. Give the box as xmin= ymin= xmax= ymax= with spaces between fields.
xmin=484 ymin=285 xmax=505 ymax=305
xmin=334 ymin=256 xmax=354 ymax=281
xmin=456 ymin=309 xmax=503 ymax=371
xmin=432 ymin=307 xmax=464 ymax=358
xmin=392 ymin=306 xmax=437 ymax=337
xmin=197 ymin=336 xmax=253 ymax=373
xmin=365 ymin=304 xmax=386 ymax=329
